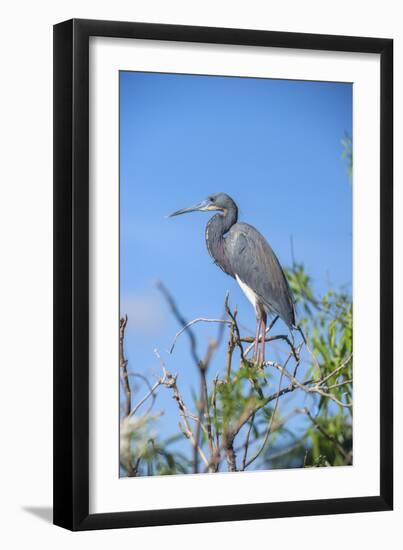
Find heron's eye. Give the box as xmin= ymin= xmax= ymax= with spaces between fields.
xmin=208 ymin=196 xmax=215 ymax=203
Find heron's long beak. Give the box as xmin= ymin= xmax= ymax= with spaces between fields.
xmin=168 ymin=199 xmax=210 ymax=217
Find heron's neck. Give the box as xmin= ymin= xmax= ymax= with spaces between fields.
xmin=205 ymin=208 xmax=237 ymax=276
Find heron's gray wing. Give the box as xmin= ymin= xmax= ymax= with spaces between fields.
xmin=226 ymin=223 xmax=295 ymax=327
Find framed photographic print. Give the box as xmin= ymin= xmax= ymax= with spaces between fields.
xmin=53 ymin=19 xmax=393 ymax=531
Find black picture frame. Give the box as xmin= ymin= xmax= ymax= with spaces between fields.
xmin=53 ymin=18 xmax=393 ymax=531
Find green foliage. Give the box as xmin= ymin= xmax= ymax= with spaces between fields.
xmin=267 ymin=263 xmax=353 ymax=469
xmin=121 ymin=264 xmax=353 ymax=476
xmin=215 ymin=366 xmax=265 ymax=428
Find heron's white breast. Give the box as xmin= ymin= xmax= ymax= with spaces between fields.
xmin=235 ymin=274 xmax=258 ymax=309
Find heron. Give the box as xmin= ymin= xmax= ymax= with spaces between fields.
xmin=169 ymin=193 xmax=296 ymax=363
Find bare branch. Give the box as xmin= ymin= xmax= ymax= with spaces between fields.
xmin=318 ymin=353 xmax=352 ymax=386
xmin=297 ymin=325 xmax=325 ymax=377
xmin=200 ymin=340 xmax=219 ymax=458
xmin=129 ymin=375 xmax=165 ymax=418
xmin=225 ymin=318 xmax=236 ymax=382
xmin=240 ymin=413 xmax=255 ymax=470
xmin=324 ymin=379 xmax=353 ymax=391
xmin=211 ymin=374 xmax=221 ymax=451
xmin=224 ymin=295 xmax=246 ymax=363
xmin=154 ymin=349 xmax=209 ymax=469
xmin=267 ymin=354 xmax=353 ymax=409
xmin=119 ymin=315 xmax=131 ymax=418
xmin=242 ymin=333 xmax=300 ymax=361
xmin=168 ymin=317 xmax=229 ymax=355
xmin=127 ymin=372 xmax=158 ymax=416
xmin=157 ymin=281 xmax=202 ymax=365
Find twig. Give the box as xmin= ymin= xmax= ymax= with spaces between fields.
xmin=127 ymin=372 xmax=158 ymax=416
xmin=225 ymin=319 xmax=236 ymax=382
xmin=129 ymin=376 xmax=165 ymax=418
xmin=212 ymin=375 xmax=221 ymax=450
xmin=119 ymin=315 xmax=131 ymax=418
xmin=157 ymin=281 xmax=201 ymax=365
xmin=267 ymin=356 xmax=353 ymax=408
xmin=318 ymin=354 xmax=352 ymax=386
xmin=224 ymin=295 xmax=246 ymax=363
xmin=196 ymin=306 xmax=226 ymax=471
xmin=324 ymin=379 xmax=353 ymax=390
xmin=183 ymin=413 xmax=208 ymax=434
xmin=241 ymin=333 xmax=299 ymax=361
xmin=225 ymin=295 xmax=265 ymax=397
xmin=155 ymin=352 xmax=209 ymax=469
xmin=297 ymin=325 xmax=325 ymax=378
xmin=231 ymin=376 xmax=317 ymax=441
xmin=234 ymin=409 xmax=301 ymax=455
xmin=199 ymin=340 xmax=218 ymax=459
xmin=299 ymin=407 xmax=349 ymax=460
xmin=159 ymin=283 xmax=219 ymax=472
xmin=243 ymin=357 xmax=287 ymax=469
xmin=168 ymin=317 xmax=229 ymax=355
xmin=241 ymin=413 xmax=255 ymax=470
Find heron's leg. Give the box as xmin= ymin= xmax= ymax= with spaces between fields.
xmin=260 ymin=312 xmax=267 ymax=364
xmin=253 ymin=317 xmax=262 ymax=362
xmin=254 ymin=306 xmax=263 ymax=362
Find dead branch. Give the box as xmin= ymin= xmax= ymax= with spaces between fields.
xmin=157 ymin=282 xmax=223 ymax=473
xmin=267 ymin=353 xmax=353 ymax=409
xmin=162 ymin=368 xmax=209 ymax=469
xmin=129 ymin=374 xmax=166 ymax=418
xmin=225 ymin=318 xmax=236 ymax=382
xmin=119 ymin=316 xmax=168 ymax=476
xmin=127 ymin=372 xmax=158 ymax=416
xmin=241 ymin=333 xmax=299 ymax=361
xmin=157 ymin=281 xmax=201 ymax=365
xmin=119 ymin=315 xmax=131 ymax=417
xmin=224 ymin=294 xmax=246 ymax=364
xmin=168 ymin=318 xmax=229 ymax=355
xmin=240 ymin=413 xmax=255 ymax=470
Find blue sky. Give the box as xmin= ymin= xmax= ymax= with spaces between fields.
xmin=120 ymin=71 xmax=352 ymax=467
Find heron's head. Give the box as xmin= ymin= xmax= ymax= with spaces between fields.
xmin=169 ymin=193 xmax=237 ymax=218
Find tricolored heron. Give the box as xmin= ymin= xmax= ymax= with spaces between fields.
xmin=169 ymin=193 xmax=296 ymax=363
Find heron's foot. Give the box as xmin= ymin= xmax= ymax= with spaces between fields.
xmin=252 ymin=354 xmax=262 ymax=368
xmin=252 ymin=349 xmax=266 ymax=368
